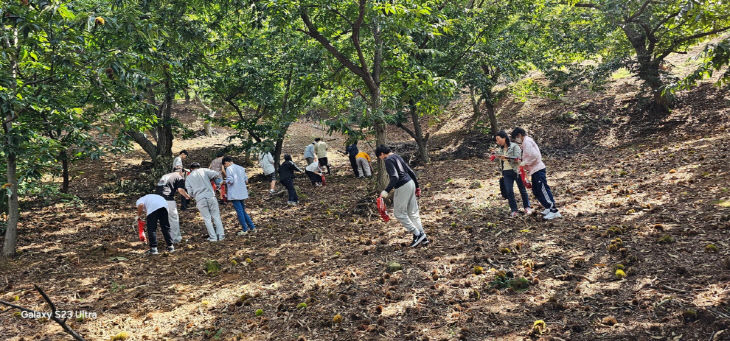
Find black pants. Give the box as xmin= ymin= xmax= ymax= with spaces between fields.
xmin=318 ymin=157 xmax=330 ymax=174
xmin=282 ymin=178 xmax=298 ymax=202
xmin=348 ymin=155 xmax=358 ymax=177
xmin=147 ymin=207 xmax=172 ymax=249
xmin=502 ymin=169 xmax=530 ymax=213
xmin=306 ymin=171 xmax=322 ymax=185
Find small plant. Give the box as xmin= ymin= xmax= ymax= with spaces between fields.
xmin=297 ymin=302 xmax=307 ymax=309
xmin=705 ymin=244 xmax=718 ymax=253
xmin=109 ymin=332 xmax=130 ymax=341
xmin=205 ymin=260 xmax=221 ymax=277
xmin=333 ymin=314 xmax=343 ymax=324
xmin=499 ymin=247 xmax=511 ymax=254
xmin=615 ymin=269 xmax=627 ymax=279
xmin=657 ymin=235 xmax=674 ymax=244
xmin=607 ymin=226 xmax=624 ymax=236
xmin=607 ymin=238 xmax=623 ymax=252
xmin=255 ymin=309 xmax=264 ymax=316
xmin=245 ymin=258 xmax=253 ymax=264
xmin=473 ymin=266 xmax=484 ymax=275
xmin=531 ymin=320 xmax=547 ymax=335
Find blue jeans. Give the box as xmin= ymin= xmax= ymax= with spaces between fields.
xmin=531 ymin=168 xmax=557 ymax=212
xmin=502 ymin=169 xmax=530 ymax=213
xmin=231 ymin=200 xmax=255 ymax=231
xmin=281 ymin=178 xmax=297 ymax=202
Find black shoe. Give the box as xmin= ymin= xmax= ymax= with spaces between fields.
xmin=145 ymin=248 xmax=159 ymax=255
xmin=167 ymin=246 xmax=175 ymax=253
xmin=410 ymin=233 xmax=426 ymax=247
xmin=421 ymin=236 xmax=430 ymax=246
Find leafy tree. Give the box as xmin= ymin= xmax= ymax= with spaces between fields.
xmin=560 ymin=0 xmax=730 ymax=113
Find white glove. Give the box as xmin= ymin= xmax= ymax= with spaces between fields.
xmin=380 ymin=190 xmax=388 ymax=198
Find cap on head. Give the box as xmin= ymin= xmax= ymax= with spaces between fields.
xmin=190 ymin=162 xmax=201 ymax=169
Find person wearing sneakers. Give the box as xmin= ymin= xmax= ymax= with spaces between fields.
xmin=185 ymin=162 xmax=226 ymax=241
xmin=209 ymin=152 xmax=227 ymax=201
xmin=136 ymin=193 xmax=174 ymax=255
xmin=305 ymin=159 xmax=324 ymax=186
xmin=259 ymin=151 xmax=277 ymax=194
xmin=344 ymin=141 xmax=359 ymax=177
xmin=491 ymin=130 xmax=532 ymax=218
xmin=511 ymin=127 xmax=561 ymax=219
xmin=376 ymin=145 xmax=428 ymax=247
xmin=279 ymin=154 xmax=303 ymax=205
xmin=355 ymin=150 xmax=372 ymax=178
xmin=156 ymin=166 xmax=192 ymax=244
xmin=222 ymin=156 xmax=256 ymax=235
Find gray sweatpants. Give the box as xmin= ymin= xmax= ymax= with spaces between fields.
xmin=393 ymin=180 xmax=424 ymax=236
xmin=167 ymin=200 xmax=181 ymax=243
xmin=195 ymin=196 xmax=224 ymax=241
xmin=356 ymin=157 xmax=371 ymax=177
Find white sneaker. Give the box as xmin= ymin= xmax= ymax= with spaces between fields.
xmin=509 ymin=211 xmax=520 ymax=218
xmin=544 ymin=211 xmax=562 ymax=220
xmin=542 ymin=209 xmax=551 ymax=216
xmin=525 ymin=208 xmax=533 ymax=215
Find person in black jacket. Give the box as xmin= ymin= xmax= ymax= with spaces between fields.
xmin=344 ymin=141 xmax=359 ymax=177
xmin=279 ymin=154 xmax=303 ymax=205
xmin=376 ymin=145 xmax=428 ymax=247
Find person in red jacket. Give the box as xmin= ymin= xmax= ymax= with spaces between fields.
xmin=511 ymin=127 xmax=561 ymax=220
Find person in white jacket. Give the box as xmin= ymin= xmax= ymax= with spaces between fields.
xmin=185 ymin=163 xmax=226 ymax=241
xmin=511 ymin=127 xmax=561 ymax=220
xmin=222 ymin=156 xmax=256 ymax=235
xmin=259 ymin=151 xmax=276 ymax=194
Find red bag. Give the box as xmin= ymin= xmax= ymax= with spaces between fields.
xmin=415 ymin=188 xmax=421 ymax=197
xmin=489 ymin=154 xmax=496 ymax=161
xmin=376 ymin=197 xmax=390 ymax=222
xmin=137 ymin=218 xmax=147 ymax=242
xmin=321 ymin=174 xmax=326 ymax=186
xmin=519 ymin=166 xmax=532 ymax=189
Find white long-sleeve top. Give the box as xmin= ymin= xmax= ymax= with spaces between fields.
xmin=520 ymin=136 xmax=546 ymax=175
xmin=225 ymin=163 xmax=249 ymax=200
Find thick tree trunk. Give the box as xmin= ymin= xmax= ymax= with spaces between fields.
xmin=156 ymin=73 xmax=174 ymax=163
xmin=409 ymin=103 xmax=429 ymax=164
xmin=484 ymin=100 xmax=499 ymax=136
xmin=60 ymin=150 xmax=69 ymax=193
xmin=372 ymin=94 xmax=389 ymax=190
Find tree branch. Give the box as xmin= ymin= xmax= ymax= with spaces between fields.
xmin=658 ymin=25 xmax=730 ymax=61
xmin=0 ymin=285 xmax=86 ymax=341
xmin=624 ymin=0 xmax=652 ymax=23
xmin=299 ymin=8 xmax=366 ymax=80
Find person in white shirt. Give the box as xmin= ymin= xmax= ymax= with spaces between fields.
xmin=222 ymin=156 xmax=256 ymax=235
xmin=136 ymin=193 xmax=174 ymax=255
xmin=185 ymin=162 xmax=225 ymax=241
xmin=305 ymin=160 xmax=324 ymax=186
xmin=172 ymin=150 xmax=188 ymax=171
xmin=259 ymin=151 xmax=277 ymax=194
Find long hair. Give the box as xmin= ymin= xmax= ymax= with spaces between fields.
xmin=495 ymin=130 xmax=511 ymax=148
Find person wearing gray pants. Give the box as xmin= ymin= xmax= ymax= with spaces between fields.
xmin=185 ymin=162 xmax=225 ymax=241
xmin=376 ymin=145 xmax=428 ymax=247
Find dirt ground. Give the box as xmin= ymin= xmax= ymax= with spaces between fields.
xmin=1 ymin=74 xmax=729 ymax=340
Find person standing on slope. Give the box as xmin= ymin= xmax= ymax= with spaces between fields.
xmin=491 ymin=130 xmax=532 ymax=218
xmin=185 ymin=162 xmax=226 ymax=241
xmin=136 ymin=193 xmax=174 ymax=255
xmin=156 ymin=166 xmax=192 ymax=244
xmin=376 ymin=145 xmax=428 ymax=247
xmin=304 ymin=141 xmax=316 ymax=165
xmin=279 ymin=154 xmax=303 ymax=205
xmin=511 ymin=127 xmax=561 ymax=220
xmin=259 ymin=150 xmax=277 ymax=194
xmin=314 ymin=138 xmax=330 ymax=175
xmin=222 ymin=156 xmax=256 ymax=235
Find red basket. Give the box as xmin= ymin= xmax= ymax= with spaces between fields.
xmin=519 ymin=166 xmax=532 ymax=189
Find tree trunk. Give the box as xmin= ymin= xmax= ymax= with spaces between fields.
xmin=372 ymin=94 xmax=389 ymax=190
xmin=195 ymin=92 xmax=216 ymax=137
xmin=2 ymin=152 xmax=19 ymax=258
xmin=2 ymin=28 xmax=19 ymax=258
xmin=60 ymin=150 xmax=69 ymax=193
xmin=484 ymin=99 xmax=498 ymax=136
xmin=156 ymin=72 xmax=174 ymax=163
